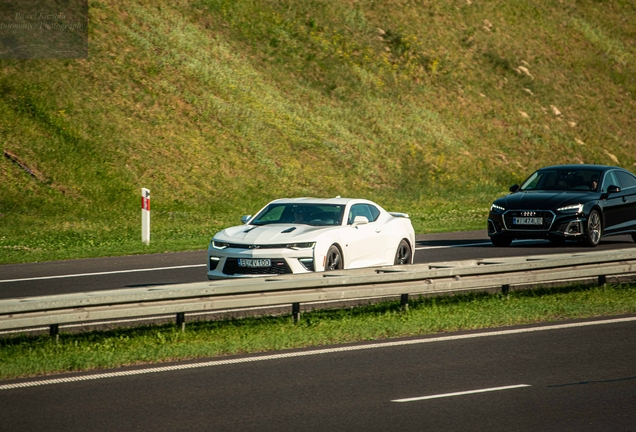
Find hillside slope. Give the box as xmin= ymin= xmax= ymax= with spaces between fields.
xmin=1 ymin=0 xmax=635 ymax=263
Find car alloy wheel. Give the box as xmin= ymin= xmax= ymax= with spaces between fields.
xmin=585 ymin=209 xmax=602 ymax=247
xmin=325 ymin=245 xmax=343 ymax=271
xmin=394 ymin=239 xmax=412 ymax=265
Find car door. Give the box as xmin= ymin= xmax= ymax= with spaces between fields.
xmin=615 ymin=171 xmax=636 ymax=232
xmin=344 ymin=204 xmax=388 ymax=268
xmin=601 ymin=170 xmax=631 ymax=234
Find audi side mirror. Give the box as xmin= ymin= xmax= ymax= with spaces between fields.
xmin=241 ymin=215 xmax=252 ymax=224
xmin=601 ymin=185 xmax=620 ymax=200
xmin=509 ymin=184 xmax=520 ymax=193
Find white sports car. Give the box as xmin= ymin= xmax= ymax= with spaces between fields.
xmin=207 ymin=197 xmax=415 ymax=279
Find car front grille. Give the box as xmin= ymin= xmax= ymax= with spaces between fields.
xmin=222 ymin=258 xmax=292 ymax=275
xmin=225 ymin=243 xmax=287 ymax=249
xmin=503 ymin=210 xmax=555 ymax=231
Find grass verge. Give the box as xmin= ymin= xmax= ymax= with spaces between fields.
xmin=2 ymin=282 xmax=636 ymax=381
xmin=1 ymin=0 xmax=634 ymax=265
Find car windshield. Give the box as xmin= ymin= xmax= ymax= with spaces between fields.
xmin=250 ymin=203 xmax=345 ymax=226
xmin=520 ymin=169 xmax=602 ymax=192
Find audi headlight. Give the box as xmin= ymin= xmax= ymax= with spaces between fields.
xmin=211 ymin=240 xmax=230 ymax=250
xmin=490 ymin=203 xmax=506 ymax=213
xmin=557 ymin=204 xmax=583 ymax=213
xmin=287 ymin=242 xmax=316 ymax=250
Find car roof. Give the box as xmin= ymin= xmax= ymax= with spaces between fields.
xmin=266 ymin=197 xmax=371 ymax=206
xmin=537 ymin=164 xmax=616 ymax=172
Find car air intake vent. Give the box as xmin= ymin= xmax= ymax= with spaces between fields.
xmin=281 ymin=227 xmax=297 ymax=233
xmin=223 ymin=258 xmax=292 ymax=275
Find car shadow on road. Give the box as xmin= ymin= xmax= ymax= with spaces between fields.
xmin=124 ymin=282 xmax=181 ymax=288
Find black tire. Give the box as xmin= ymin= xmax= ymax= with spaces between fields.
xmin=325 ymin=245 xmax=343 ymax=271
xmin=584 ymin=209 xmax=602 ymax=247
xmin=491 ymin=236 xmax=512 ymax=247
xmin=394 ymin=239 xmax=412 ymax=265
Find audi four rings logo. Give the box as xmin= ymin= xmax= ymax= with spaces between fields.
xmin=521 ymin=211 xmax=536 ymax=216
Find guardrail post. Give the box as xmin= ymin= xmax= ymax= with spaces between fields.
xmin=292 ymin=303 xmax=301 ymax=323
xmin=502 ymin=284 xmax=510 ymax=295
xmin=176 ymin=312 xmax=186 ymax=332
xmin=50 ymin=324 xmax=59 ymax=343
xmin=400 ymin=294 xmax=409 ymax=311
xmin=598 ymin=275 xmax=606 ymax=286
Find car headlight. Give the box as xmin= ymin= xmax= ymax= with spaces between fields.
xmin=287 ymin=242 xmax=316 ymax=250
xmin=211 ymin=240 xmax=230 ymax=250
xmin=557 ymin=204 xmax=583 ymax=213
xmin=490 ymin=203 xmax=506 ymax=212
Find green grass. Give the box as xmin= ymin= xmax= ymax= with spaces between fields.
xmin=1 ymin=0 xmax=635 ymax=264
xmin=2 ymin=282 xmax=636 ymax=380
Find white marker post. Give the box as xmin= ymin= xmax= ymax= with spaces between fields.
xmin=141 ymin=188 xmax=150 ymax=245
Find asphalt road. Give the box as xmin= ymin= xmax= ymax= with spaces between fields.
xmin=2 ymin=317 xmax=636 ymax=431
xmin=1 ymin=231 xmax=636 ymax=430
xmin=1 ymin=230 xmax=634 ymax=299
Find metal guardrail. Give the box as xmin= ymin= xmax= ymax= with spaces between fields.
xmin=1 ymin=248 xmax=636 ymax=335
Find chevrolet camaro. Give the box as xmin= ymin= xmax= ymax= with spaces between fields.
xmin=488 ymin=164 xmax=636 ymax=247
xmin=207 ymin=197 xmax=415 ymax=279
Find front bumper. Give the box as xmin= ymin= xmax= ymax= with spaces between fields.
xmin=207 ymin=246 xmax=318 ymax=279
xmin=488 ymin=210 xmax=586 ymax=241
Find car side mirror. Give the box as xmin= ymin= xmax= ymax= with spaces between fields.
xmin=601 ymin=185 xmax=621 ymax=200
xmin=241 ymin=215 xmax=252 ymax=224
xmin=509 ymin=184 xmax=520 ymax=193
xmin=352 ymin=215 xmax=369 ymax=227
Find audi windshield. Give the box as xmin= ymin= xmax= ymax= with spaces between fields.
xmin=521 ymin=169 xmax=602 ymax=192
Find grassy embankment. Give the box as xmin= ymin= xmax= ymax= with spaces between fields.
xmin=2 ymin=282 xmax=636 ymax=380
xmin=1 ymin=0 xmax=635 ymax=380
xmin=1 ymin=0 xmax=635 ymax=264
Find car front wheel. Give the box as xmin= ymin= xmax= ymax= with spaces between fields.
xmin=394 ymin=239 xmax=412 ymax=265
xmin=585 ymin=209 xmax=602 ymax=247
xmin=325 ymin=245 xmax=343 ymax=271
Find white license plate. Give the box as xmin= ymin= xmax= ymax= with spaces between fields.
xmin=238 ymin=258 xmax=271 ymax=268
xmin=513 ymin=217 xmax=542 ymax=225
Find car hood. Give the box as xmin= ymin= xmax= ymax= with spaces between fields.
xmin=214 ymin=224 xmax=334 ymax=244
xmin=494 ymin=191 xmax=597 ymax=210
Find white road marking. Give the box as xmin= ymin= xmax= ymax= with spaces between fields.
xmin=0 ymin=239 xmax=549 ymax=282
xmin=0 ymin=264 xmax=207 ymax=283
xmin=2 ymin=315 xmax=635 ymax=391
xmin=391 ymin=384 xmax=531 ymax=402
xmin=415 ymin=242 xmax=492 ymax=250
xmin=415 ymin=239 xmax=544 ymax=250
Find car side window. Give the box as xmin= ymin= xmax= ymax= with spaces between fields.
xmin=347 ymin=204 xmax=380 ymax=224
xmin=616 ymin=171 xmax=636 ymax=189
xmin=367 ymin=205 xmax=380 ymax=221
xmin=601 ymin=171 xmax=619 ymax=193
